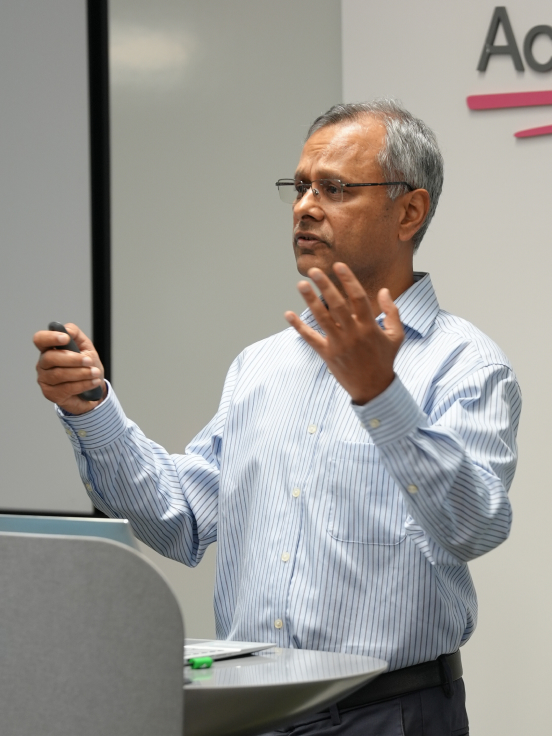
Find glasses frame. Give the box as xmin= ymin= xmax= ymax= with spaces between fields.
xmin=275 ymin=178 xmax=414 ymax=204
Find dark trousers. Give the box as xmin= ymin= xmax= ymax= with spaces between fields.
xmin=265 ymin=679 xmax=469 ymax=736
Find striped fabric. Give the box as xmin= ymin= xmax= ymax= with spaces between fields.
xmin=58 ymin=273 xmax=521 ymax=671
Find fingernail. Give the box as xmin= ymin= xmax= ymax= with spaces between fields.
xmin=298 ymin=282 xmax=310 ymax=294
xmin=91 ymin=367 xmax=101 ymax=377
xmin=334 ymin=263 xmax=347 ymax=274
xmin=91 ymin=377 xmax=101 ymax=385
xmin=82 ymin=356 xmax=92 ymax=366
xmin=57 ymin=333 xmax=69 ymax=343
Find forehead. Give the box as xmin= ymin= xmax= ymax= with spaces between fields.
xmin=296 ymin=118 xmax=386 ymax=179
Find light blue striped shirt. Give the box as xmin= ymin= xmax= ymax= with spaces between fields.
xmin=58 ymin=273 xmax=521 ymax=671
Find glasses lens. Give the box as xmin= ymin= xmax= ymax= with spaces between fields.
xmin=318 ymin=179 xmax=343 ymax=202
xmin=276 ymin=179 xmax=344 ymax=204
xmin=277 ymin=180 xmax=299 ymax=204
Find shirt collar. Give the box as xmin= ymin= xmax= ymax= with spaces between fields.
xmin=388 ymin=272 xmax=440 ymax=337
xmin=298 ymin=272 xmax=440 ymax=338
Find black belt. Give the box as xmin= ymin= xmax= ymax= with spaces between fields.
xmin=326 ymin=650 xmax=463 ymax=711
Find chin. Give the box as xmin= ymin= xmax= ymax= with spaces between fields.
xmin=295 ymin=252 xmax=332 ymax=277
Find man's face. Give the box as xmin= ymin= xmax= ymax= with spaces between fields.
xmin=292 ymin=119 xmax=409 ymax=293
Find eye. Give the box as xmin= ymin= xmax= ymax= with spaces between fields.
xmin=295 ymin=182 xmax=309 ymax=198
xmin=321 ymin=180 xmax=342 ymax=200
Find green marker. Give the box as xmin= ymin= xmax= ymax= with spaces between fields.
xmin=189 ymin=656 xmax=213 ymax=669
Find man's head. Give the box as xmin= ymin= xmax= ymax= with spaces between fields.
xmin=286 ymin=99 xmax=443 ymax=299
xmin=306 ymin=99 xmax=443 ymax=252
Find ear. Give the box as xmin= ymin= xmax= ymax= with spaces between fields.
xmin=397 ymin=189 xmax=431 ymax=243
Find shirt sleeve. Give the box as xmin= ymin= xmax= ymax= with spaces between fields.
xmin=56 ymin=358 xmax=241 ymax=566
xmin=352 ymin=364 xmax=521 ymax=564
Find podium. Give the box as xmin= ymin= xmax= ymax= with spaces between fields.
xmin=0 ymin=530 xmax=184 ymax=736
xmin=0 ymin=521 xmax=388 ymax=736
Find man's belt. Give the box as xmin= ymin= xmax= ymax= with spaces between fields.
xmin=327 ymin=650 xmax=463 ymax=711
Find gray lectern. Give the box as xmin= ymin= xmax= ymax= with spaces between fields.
xmin=0 ymin=531 xmax=184 ymax=736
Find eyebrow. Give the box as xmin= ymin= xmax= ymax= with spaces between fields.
xmin=293 ymin=169 xmax=343 ymax=181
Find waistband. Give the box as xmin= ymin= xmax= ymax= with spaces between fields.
xmin=327 ymin=650 xmax=463 ymax=711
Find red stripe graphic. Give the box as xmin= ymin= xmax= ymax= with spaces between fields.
xmin=467 ymin=90 xmax=552 ymax=138
xmin=467 ymin=90 xmax=552 ymax=110
xmin=515 ymin=125 xmax=552 ymax=138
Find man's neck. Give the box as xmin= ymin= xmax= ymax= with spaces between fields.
xmin=350 ymin=265 xmax=414 ymax=316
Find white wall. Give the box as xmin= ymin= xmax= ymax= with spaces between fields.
xmin=108 ymin=0 xmax=342 ymax=637
xmin=342 ymin=1 xmax=552 ymax=733
xmin=0 ymin=0 xmax=93 ymax=513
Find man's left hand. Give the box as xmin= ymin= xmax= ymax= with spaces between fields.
xmin=284 ymin=262 xmax=404 ymax=405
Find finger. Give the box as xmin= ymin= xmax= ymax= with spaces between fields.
xmin=295 ymin=280 xmax=343 ymax=337
xmin=378 ymin=289 xmax=404 ymax=346
xmin=284 ymin=311 xmax=328 ymax=353
xmin=38 ymin=348 xmax=93 ymax=370
xmin=308 ymin=268 xmax=355 ymax=329
xmin=37 ymin=376 xmax=104 ymax=406
xmin=332 ymin=263 xmax=373 ymax=322
xmin=33 ymin=329 xmax=70 ymax=352
xmin=39 ymin=365 xmax=102 ymax=387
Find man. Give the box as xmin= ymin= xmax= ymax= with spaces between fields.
xmin=34 ymin=100 xmax=520 ymax=735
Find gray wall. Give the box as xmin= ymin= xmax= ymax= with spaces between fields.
xmin=343 ymin=1 xmax=551 ymax=733
xmin=108 ymin=0 xmax=342 ymax=637
xmin=0 ymin=0 xmax=93 ymax=513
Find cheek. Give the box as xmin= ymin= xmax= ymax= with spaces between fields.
xmin=333 ymin=215 xmax=366 ymax=248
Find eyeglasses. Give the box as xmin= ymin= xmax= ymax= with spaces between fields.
xmin=275 ymin=178 xmax=413 ymax=204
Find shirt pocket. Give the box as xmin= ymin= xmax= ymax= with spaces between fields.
xmin=327 ymin=440 xmax=407 ymax=545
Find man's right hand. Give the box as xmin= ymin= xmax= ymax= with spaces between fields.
xmin=33 ymin=323 xmax=107 ymax=415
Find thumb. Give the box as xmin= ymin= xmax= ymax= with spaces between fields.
xmin=64 ymin=323 xmax=97 ymax=354
xmin=377 ymin=289 xmax=404 ymax=347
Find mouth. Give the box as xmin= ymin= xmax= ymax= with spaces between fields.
xmin=294 ymin=233 xmax=328 ymax=248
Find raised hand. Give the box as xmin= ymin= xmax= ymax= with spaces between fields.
xmin=33 ymin=323 xmax=106 ymax=415
xmin=284 ymin=262 xmax=404 ymax=405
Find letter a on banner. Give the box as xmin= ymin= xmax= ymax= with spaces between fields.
xmin=477 ymin=6 xmax=524 ymax=71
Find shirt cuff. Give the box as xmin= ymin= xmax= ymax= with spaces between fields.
xmin=351 ymin=375 xmax=427 ymax=445
xmin=55 ymin=380 xmax=129 ymax=451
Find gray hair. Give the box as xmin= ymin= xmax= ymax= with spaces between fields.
xmin=307 ymin=99 xmax=444 ymax=251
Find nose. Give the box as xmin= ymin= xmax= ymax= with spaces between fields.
xmin=293 ymin=186 xmax=324 ymax=220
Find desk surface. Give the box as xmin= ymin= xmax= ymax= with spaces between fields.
xmin=184 ymin=648 xmax=387 ymax=736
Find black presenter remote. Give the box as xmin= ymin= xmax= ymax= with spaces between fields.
xmin=48 ymin=321 xmax=103 ymax=401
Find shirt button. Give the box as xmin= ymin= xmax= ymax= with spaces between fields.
xmin=77 ymin=430 xmax=87 ymax=438
xmin=281 ymin=552 xmax=290 ymax=562
xmin=407 ymin=484 xmax=419 ymax=494
xmin=292 ymin=487 xmax=301 ymax=498
xmin=327 ymin=367 xmax=332 ymax=374
xmin=65 ymin=428 xmax=73 ymax=436
xmin=274 ymin=619 xmax=283 ymax=629
xmin=308 ymin=424 xmax=317 ymax=434
xmin=85 ymin=482 xmax=93 ymax=492
xmin=368 ymin=418 xmax=381 ymax=429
